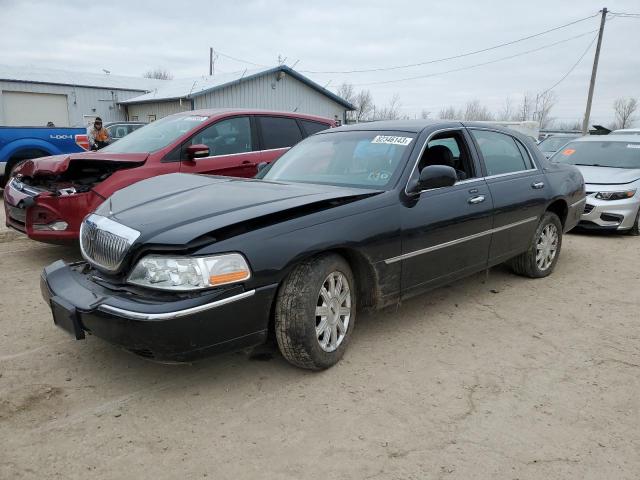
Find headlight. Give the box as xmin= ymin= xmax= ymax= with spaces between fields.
xmin=594 ymin=190 xmax=636 ymax=201
xmin=127 ymin=253 xmax=251 ymax=291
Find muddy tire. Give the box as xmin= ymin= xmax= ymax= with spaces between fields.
xmin=509 ymin=212 xmax=563 ymax=278
xmin=275 ymin=254 xmax=356 ymax=370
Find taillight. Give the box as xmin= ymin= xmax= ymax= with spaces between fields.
xmin=75 ymin=134 xmax=89 ymax=150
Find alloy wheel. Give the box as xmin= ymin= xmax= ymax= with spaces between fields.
xmin=315 ymin=271 xmax=351 ymax=352
xmin=536 ymin=223 xmax=559 ymax=271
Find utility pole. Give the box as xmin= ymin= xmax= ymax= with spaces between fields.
xmin=582 ymin=7 xmax=607 ymax=134
xmin=209 ymin=47 xmax=213 ymax=76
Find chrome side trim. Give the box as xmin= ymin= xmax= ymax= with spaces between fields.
xmin=384 ymin=216 xmax=538 ymax=264
xmin=196 ymin=147 xmax=288 ymax=161
xmin=97 ymin=289 xmax=256 ymax=321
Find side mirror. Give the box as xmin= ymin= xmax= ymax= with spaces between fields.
xmin=412 ymin=165 xmax=457 ymax=192
xmin=186 ymin=144 xmax=210 ymax=160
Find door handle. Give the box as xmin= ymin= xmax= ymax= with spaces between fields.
xmin=468 ymin=195 xmax=485 ymax=204
xmin=241 ymin=160 xmax=252 ymax=165
xmin=531 ymin=181 xmax=545 ymax=189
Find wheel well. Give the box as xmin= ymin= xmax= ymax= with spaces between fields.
xmin=546 ymin=199 xmax=568 ymax=227
xmin=265 ymin=248 xmax=380 ymax=341
xmin=7 ymin=148 xmax=50 ymax=171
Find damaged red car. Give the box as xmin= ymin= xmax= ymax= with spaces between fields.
xmin=3 ymin=109 xmax=335 ymax=243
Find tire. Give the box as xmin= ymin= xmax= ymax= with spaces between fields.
xmin=626 ymin=207 xmax=640 ymax=236
xmin=1 ymin=159 xmax=26 ymax=188
xmin=275 ymin=254 xmax=356 ymax=370
xmin=509 ymin=212 xmax=563 ymax=278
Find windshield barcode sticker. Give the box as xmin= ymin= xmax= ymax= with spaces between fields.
xmin=371 ymin=135 xmax=413 ymax=146
xmin=627 ymin=144 xmax=640 ymax=149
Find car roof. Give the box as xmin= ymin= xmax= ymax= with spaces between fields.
xmin=174 ymin=108 xmax=334 ymax=124
xmin=541 ymin=133 xmax=581 ymax=138
xmin=327 ymin=120 xmax=529 ymax=138
xmin=571 ymin=134 xmax=640 ymax=143
xmin=612 ymin=128 xmax=640 ymax=133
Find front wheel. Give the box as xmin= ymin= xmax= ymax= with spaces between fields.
xmin=626 ymin=207 xmax=640 ymax=236
xmin=275 ymin=254 xmax=356 ymax=370
xmin=509 ymin=212 xmax=563 ymax=278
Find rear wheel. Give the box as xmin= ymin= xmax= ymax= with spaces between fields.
xmin=275 ymin=254 xmax=355 ymax=370
xmin=509 ymin=212 xmax=563 ymax=278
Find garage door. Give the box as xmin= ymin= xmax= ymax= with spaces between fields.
xmin=2 ymin=91 xmax=70 ymax=127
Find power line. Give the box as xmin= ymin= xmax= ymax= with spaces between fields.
xmin=351 ymin=29 xmax=598 ymax=87
xmin=539 ymin=32 xmax=599 ymax=96
xmin=208 ymin=12 xmax=600 ymax=74
xmin=301 ymin=12 xmax=600 ymax=74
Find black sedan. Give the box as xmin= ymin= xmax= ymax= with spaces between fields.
xmin=41 ymin=120 xmax=586 ymax=369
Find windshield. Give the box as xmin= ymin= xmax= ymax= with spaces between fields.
xmin=538 ymin=136 xmax=577 ymax=152
xmin=101 ymin=114 xmax=210 ymax=153
xmin=262 ymin=130 xmax=416 ymax=189
xmin=552 ymin=140 xmax=640 ymax=169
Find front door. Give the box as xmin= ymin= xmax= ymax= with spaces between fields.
xmin=179 ymin=116 xmax=259 ymax=178
xmin=399 ymin=129 xmax=494 ymax=295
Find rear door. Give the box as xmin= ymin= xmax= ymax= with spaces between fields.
xmin=468 ymin=128 xmax=547 ymax=265
xmin=399 ymin=128 xmax=494 ymax=295
xmin=254 ymin=115 xmax=305 ymax=166
xmin=179 ymin=116 xmax=261 ymax=178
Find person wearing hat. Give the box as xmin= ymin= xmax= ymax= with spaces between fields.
xmin=87 ymin=117 xmax=111 ymax=150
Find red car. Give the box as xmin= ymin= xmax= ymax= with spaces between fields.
xmin=4 ymin=109 xmax=334 ymax=243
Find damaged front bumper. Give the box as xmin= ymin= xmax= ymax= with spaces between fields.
xmin=3 ymin=177 xmax=104 ymax=243
xmin=40 ymin=260 xmax=276 ymax=361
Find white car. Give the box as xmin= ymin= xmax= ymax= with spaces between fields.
xmin=551 ymin=135 xmax=640 ymax=235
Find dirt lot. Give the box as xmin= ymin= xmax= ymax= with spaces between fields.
xmin=1 ymin=201 xmax=639 ymax=480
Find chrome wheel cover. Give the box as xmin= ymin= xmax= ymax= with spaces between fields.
xmin=536 ymin=223 xmax=559 ymax=271
xmin=315 ymin=271 xmax=351 ymax=352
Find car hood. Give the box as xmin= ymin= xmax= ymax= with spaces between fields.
xmin=95 ymin=173 xmax=382 ymax=244
xmin=575 ymin=165 xmax=640 ymax=185
xmin=15 ymin=152 xmax=149 ymax=177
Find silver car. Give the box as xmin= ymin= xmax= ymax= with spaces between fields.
xmin=551 ymin=135 xmax=640 ymax=235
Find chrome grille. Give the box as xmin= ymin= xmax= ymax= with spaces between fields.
xmin=80 ymin=214 xmax=140 ymax=272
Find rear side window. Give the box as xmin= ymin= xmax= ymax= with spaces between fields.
xmin=471 ymin=130 xmax=531 ymax=176
xmin=301 ymin=120 xmax=330 ymax=137
xmin=258 ymin=116 xmax=303 ymax=149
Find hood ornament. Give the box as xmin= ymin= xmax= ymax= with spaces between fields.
xmin=109 ymin=198 xmax=113 ymax=216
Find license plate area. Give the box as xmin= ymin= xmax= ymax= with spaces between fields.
xmin=51 ymin=296 xmax=85 ymax=340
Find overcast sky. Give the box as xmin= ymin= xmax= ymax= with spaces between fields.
xmin=1 ymin=0 xmax=639 ymax=126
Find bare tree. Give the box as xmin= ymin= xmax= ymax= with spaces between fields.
xmin=534 ymin=91 xmax=556 ymax=129
xmin=375 ymin=94 xmax=402 ymax=120
xmin=438 ymin=105 xmax=462 ymax=120
xmin=612 ymin=97 xmax=638 ymax=129
xmin=463 ymin=99 xmax=494 ymax=121
xmin=354 ymin=89 xmax=374 ymax=122
xmin=143 ymin=68 xmax=173 ymax=80
xmin=420 ymin=109 xmax=431 ymax=119
xmin=336 ymin=82 xmax=355 ymax=105
xmin=497 ymin=97 xmax=515 ymax=121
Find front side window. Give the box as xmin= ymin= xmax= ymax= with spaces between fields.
xmin=263 ymin=130 xmax=416 ymax=189
xmin=258 ymin=116 xmax=303 ymax=149
xmin=422 ymin=131 xmax=476 ymax=180
xmin=471 ymin=130 xmax=531 ymax=176
xmin=189 ymin=116 xmax=252 ymax=157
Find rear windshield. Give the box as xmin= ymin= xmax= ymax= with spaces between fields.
xmin=551 ymin=140 xmax=640 ymax=169
xmin=101 ymin=115 xmax=209 ymax=153
xmin=538 ymin=136 xmax=577 ymax=152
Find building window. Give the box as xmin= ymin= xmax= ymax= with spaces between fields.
xmin=148 ymin=114 xmax=156 ymax=122
xmin=130 ymin=115 xmax=139 ymax=121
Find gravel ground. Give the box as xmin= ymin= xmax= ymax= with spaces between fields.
xmin=1 ymin=200 xmax=639 ymax=479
